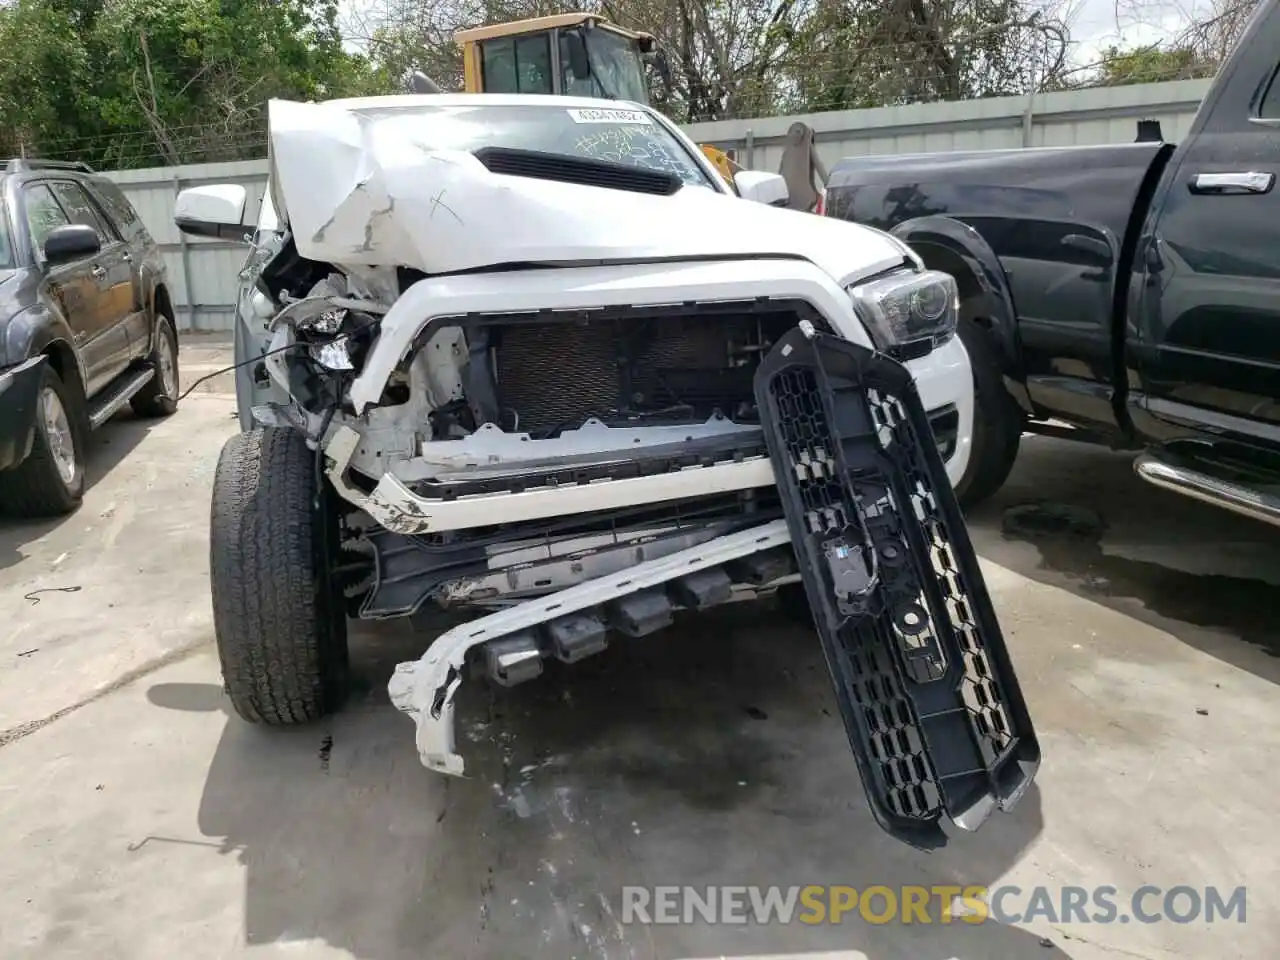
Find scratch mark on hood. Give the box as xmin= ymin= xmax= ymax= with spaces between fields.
xmin=429 ymin=189 xmax=463 ymax=225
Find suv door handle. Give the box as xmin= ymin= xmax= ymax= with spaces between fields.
xmin=121 ymin=252 xmax=132 ymax=263
xmin=91 ymin=265 xmax=107 ymax=280
xmin=1189 ymin=171 xmax=1275 ymax=195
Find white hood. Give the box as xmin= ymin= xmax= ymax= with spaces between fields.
xmin=266 ymin=98 xmax=909 ymax=285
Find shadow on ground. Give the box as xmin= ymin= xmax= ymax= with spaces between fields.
xmin=0 ymin=409 xmax=155 ymax=572
xmin=149 ymin=602 xmax=1063 ymax=960
xmin=965 ymin=435 xmax=1280 ymax=684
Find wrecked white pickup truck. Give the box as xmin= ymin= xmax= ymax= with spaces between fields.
xmin=175 ymin=93 xmax=1039 ymax=849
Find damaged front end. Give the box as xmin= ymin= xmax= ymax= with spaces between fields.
xmin=218 ymin=94 xmax=1038 ymax=850
xmin=250 ymin=248 xmax=1037 ymax=847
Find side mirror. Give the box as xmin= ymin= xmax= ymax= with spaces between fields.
xmin=734 ymin=170 xmax=790 ymax=208
xmin=43 ymin=224 xmax=101 ymax=264
xmin=564 ymin=32 xmax=591 ymax=81
xmin=174 ymin=184 xmax=248 ymax=241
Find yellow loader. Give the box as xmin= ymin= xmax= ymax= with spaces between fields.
xmin=451 ymin=12 xmax=746 ymax=185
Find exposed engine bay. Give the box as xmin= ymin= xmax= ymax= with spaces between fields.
xmin=248 ymin=240 xmax=816 ymax=623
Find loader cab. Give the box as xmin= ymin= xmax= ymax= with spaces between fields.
xmin=456 ymin=13 xmax=656 ymax=104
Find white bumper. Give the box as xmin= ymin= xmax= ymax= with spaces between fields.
xmin=325 ymin=258 xmax=974 ymax=534
xmin=909 ymin=332 xmax=973 ymax=488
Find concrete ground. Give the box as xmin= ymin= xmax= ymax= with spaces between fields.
xmin=0 ymin=334 xmax=1276 ymax=960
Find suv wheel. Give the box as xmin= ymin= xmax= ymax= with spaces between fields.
xmin=0 ymin=365 xmax=86 ymax=517
xmin=131 ymin=315 xmax=180 ymax=417
xmin=210 ymin=427 xmax=349 ymax=724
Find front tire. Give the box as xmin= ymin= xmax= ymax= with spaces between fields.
xmin=955 ymin=315 xmax=1023 ymax=509
xmin=0 ymin=364 xmax=86 ymax=517
xmin=210 ymin=427 xmax=349 ymax=724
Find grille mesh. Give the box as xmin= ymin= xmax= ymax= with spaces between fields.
xmin=491 ymin=316 xmax=766 ymax=434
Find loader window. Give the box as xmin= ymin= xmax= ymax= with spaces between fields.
xmin=480 ymin=34 xmax=553 ymax=94
xmin=581 ymin=28 xmax=649 ymax=103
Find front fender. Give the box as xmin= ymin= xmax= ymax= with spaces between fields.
xmin=890 ymin=216 xmax=1032 ymax=414
xmin=0 ymin=355 xmax=45 ymax=470
xmin=2 ymin=307 xmax=87 ymax=389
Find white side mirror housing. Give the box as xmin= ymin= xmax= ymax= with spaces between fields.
xmin=174 ymin=184 xmax=249 ymax=241
xmin=734 ymin=170 xmax=789 ymax=207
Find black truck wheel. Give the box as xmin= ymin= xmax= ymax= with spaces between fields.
xmin=954 ymin=315 xmax=1023 ymax=508
xmin=130 ymin=315 xmax=180 ymax=417
xmin=0 ymin=364 xmax=86 ymax=517
xmin=210 ymin=426 xmax=349 ymax=724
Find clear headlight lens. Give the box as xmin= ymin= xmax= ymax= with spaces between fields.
xmin=847 ymin=269 xmax=958 ymax=350
xmin=310 ymin=336 xmax=354 ymax=371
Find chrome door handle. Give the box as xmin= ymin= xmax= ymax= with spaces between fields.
xmin=1189 ymin=171 xmax=1275 ymax=194
xmin=121 ymin=252 xmax=132 ymax=262
xmin=91 ymin=266 xmax=107 ymax=280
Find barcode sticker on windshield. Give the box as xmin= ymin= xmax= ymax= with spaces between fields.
xmin=567 ymin=107 xmax=652 ymax=125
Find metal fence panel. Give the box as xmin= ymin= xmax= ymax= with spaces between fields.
xmin=104 ymin=160 xmax=270 ymax=332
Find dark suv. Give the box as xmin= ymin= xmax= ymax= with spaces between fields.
xmin=0 ymin=159 xmax=179 ymax=517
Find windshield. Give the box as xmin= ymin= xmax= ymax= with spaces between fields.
xmin=573 ymin=28 xmax=650 ymax=103
xmin=356 ymin=103 xmax=717 ymax=190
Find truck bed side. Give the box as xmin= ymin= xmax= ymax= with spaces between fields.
xmin=825 ymin=142 xmax=1175 ymax=435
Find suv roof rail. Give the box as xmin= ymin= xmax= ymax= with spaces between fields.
xmin=4 ymin=158 xmax=95 ymax=174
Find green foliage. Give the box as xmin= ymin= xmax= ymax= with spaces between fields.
xmin=1095 ymin=44 xmax=1213 ymax=86
xmin=0 ymin=0 xmax=1231 ymax=169
xmin=359 ymin=0 xmax=1075 ymax=124
xmin=0 ymin=0 xmax=382 ymax=168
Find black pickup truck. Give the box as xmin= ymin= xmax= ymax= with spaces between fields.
xmin=822 ymin=0 xmax=1280 ymax=524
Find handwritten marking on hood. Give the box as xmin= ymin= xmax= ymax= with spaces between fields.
xmin=429 ymin=189 xmax=463 ymax=225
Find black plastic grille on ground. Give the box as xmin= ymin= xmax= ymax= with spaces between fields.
xmin=755 ymin=328 xmax=1040 ymax=849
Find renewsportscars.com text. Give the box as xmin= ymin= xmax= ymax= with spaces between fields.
xmin=620 ymin=884 xmax=1247 ymax=926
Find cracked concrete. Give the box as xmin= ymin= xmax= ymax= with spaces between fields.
xmin=0 ymin=341 xmax=1275 ymax=959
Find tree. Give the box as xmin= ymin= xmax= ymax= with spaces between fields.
xmin=784 ymin=0 xmax=1069 ymax=114
xmin=1093 ymin=44 xmax=1212 ymax=86
xmin=1081 ymin=0 xmax=1258 ymax=91
xmin=0 ymin=0 xmax=382 ymax=168
xmin=355 ymin=0 xmax=1072 ymax=122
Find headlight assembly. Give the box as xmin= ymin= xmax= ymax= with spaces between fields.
xmin=847 ymin=269 xmax=958 ymax=352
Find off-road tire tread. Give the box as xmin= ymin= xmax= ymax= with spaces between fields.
xmin=955 ymin=315 xmax=1022 ymax=508
xmin=0 ymin=365 xmax=85 ymax=517
xmin=210 ymin=427 xmax=346 ymax=724
xmin=131 ymin=315 xmax=179 ymax=417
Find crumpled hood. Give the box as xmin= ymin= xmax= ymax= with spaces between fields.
xmin=267 ymin=98 xmax=910 ymax=285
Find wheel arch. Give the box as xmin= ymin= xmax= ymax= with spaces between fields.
xmin=890 ymin=216 xmax=1033 ymax=414
xmin=41 ymin=337 xmax=88 ymax=417
xmin=151 ymin=282 xmax=178 ymax=351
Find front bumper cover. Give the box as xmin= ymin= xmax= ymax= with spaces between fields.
xmin=387 ymin=520 xmax=793 ymax=775
xmin=0 ymin=356 xmax=46 ymax=472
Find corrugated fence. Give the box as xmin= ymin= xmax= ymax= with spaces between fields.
xmin=103 ymin=79 xmax=1212 ymax=332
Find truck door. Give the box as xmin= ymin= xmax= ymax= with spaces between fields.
xmin=23 ymin=183 xmax=128 ymax=396
xmin=1129 ymin=5 xmax=1280 ymax=432
xmin=49 ymin=180 xmax=147 ymax=361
